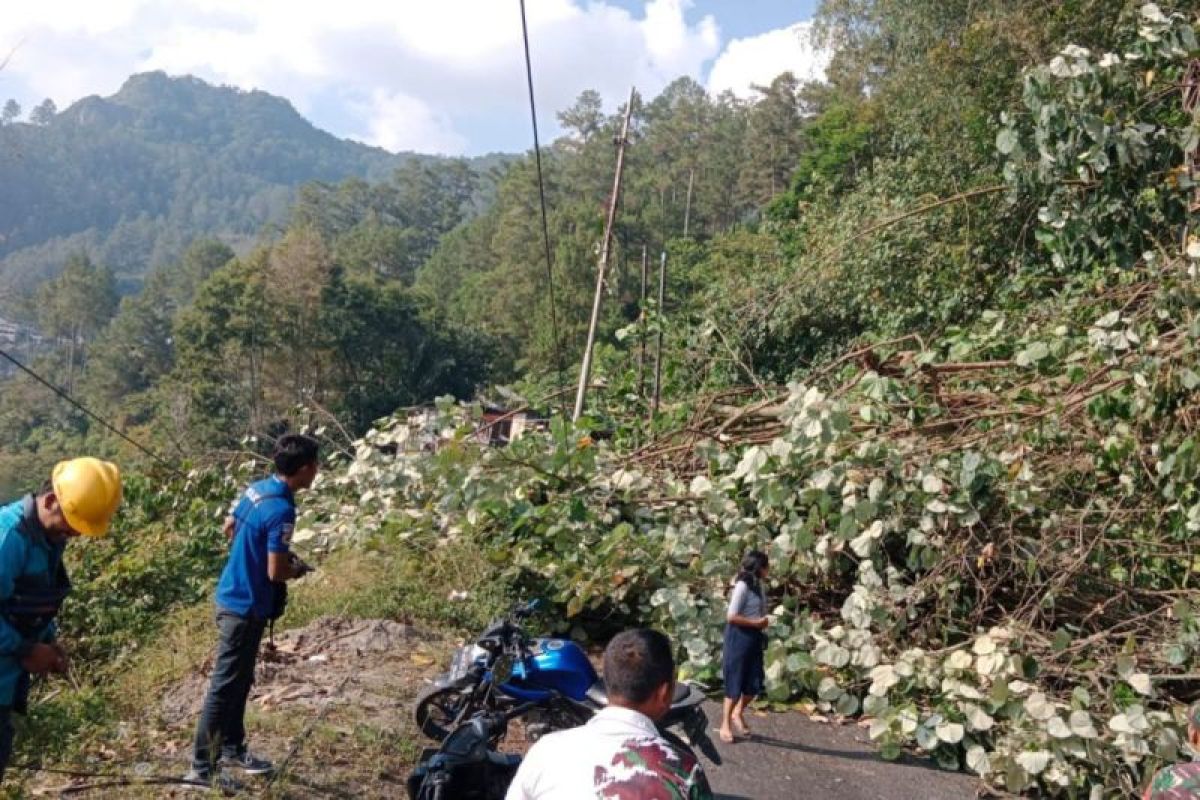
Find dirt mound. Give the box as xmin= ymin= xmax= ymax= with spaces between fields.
xmin=269 ymin=616 xmax=418 ymax=657
xmin=159 ymin=616 xmax=432 ymax=728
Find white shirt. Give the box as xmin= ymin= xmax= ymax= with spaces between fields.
xmin=505 ymin=706 xmax=712 ymax=800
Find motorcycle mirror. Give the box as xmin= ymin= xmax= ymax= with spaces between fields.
xmin=492 ymin=654 xmax=514 ymax=685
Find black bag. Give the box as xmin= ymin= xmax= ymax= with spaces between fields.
xmin=12 ymin=671 xmax=31 ymax=715
xmin=269 ymin=580 xmax=287 ymax=621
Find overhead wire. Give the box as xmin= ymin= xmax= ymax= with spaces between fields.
xmin=519 ymin=0 xmax=568 ymax=412
xmin=0 ymin=345 xmax=182 ymax=476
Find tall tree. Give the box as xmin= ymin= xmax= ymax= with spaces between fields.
xmin=85 ymin=240 xmax=233 ymax=413
xmin=736 ymin=73 xmax=804 ymax=207
xmin=1 ymin=100 xmax=19 ymax=125
xmin=557 ymin=90 xmax=606 ymax=148
xmin=34 ymin=253 xmax=118 ymax=390
xmin=29 ymin=98 xmax=56 ymax=126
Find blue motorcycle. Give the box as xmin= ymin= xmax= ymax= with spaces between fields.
xmin=413 ymin=600 xmax=721 ymax=765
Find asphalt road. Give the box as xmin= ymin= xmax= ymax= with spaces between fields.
xmin=701 ymin=702 xmax=981 ymax=800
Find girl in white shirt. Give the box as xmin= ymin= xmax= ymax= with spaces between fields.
xmin=720 ymin=550 xmax=769 ymax=744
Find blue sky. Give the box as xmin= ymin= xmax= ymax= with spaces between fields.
xmin=0 ymin=1 xmax=828 ymax=155
xmin=609 ymin=0 xmax=821 ymax=39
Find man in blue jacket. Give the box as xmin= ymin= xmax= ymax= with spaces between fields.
xmin=187 ymin=434 xmax=318 ymax=789
xmin=0 ymin=457 xmax=122 ymax=780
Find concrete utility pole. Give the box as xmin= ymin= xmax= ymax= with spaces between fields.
xmin=573 ymin=86 xmax=636 ymax=423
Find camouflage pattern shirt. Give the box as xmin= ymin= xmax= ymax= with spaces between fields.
xmin=1145 ymin=761 xmax=1200 ymax=800
xmin=506 ymin=706 xmax=714 ymax=800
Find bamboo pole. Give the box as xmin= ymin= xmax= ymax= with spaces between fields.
xmin=637 ymin=245 xmax=648 ymax=398
xmin=682 ymin=167 xmax=695 ymax=239
xmin=651 ymin=249 xmax=667 ymax=423
xmin=573 ymin=86 xmax=636 ymax=423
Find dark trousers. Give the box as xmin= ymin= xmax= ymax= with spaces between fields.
xmin=0 ymin=707 xmax=12 ymax=782
xmin=192 ymin=610 xmax=266 ymax=771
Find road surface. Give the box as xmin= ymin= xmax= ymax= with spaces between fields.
xmin=702 ymin=701 xmax=981 ymax=800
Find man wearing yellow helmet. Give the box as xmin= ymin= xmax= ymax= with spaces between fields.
xmin=0 ymin=457 xmax=121 ymax=780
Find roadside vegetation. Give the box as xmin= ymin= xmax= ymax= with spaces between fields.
xmin=0 ymin=2 xmax=1198 ymax=797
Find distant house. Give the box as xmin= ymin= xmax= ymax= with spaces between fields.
xmin=473 ymin=404 xmax=548 ymax=446
xmin=0 ymin=316 xmax=37 ymax=346
xmin=380 ymin=403 xmax=548 ymax=454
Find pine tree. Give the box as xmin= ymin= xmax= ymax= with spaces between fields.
xmin=1 ymin=100 xmax=20 ymax=125
xmin=29 ymin=98 xmax=56 ymax=126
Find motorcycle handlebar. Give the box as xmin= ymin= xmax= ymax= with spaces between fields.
xmin=468 ymin=701 xmax=540 ymax=742
xmin=511 ymin=598 xmax=543 ymax=619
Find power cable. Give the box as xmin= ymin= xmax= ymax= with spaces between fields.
xmin=519 ymin=0 xmax=567 ymax=411
xmin=0 ymin=345 xmax=182 ymax=476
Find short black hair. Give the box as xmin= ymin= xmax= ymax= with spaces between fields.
xmin=603 ymin=629 xmax=675 ymax=704
xmin=273 ymin=434 xmax=319 ymax=476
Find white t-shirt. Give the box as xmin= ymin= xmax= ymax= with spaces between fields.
xmin=505 ymin=706 xmax=713 ymax=800
xmin=727 ymin=578 xmax=765 ymax=620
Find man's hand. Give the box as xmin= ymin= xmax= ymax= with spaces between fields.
xmin=222 ymin=515 xmax=236 ymax=542
xmin=268 ymin=551 xmax=313 ymax=581
xmin=756 ymin=617 xmax=770 ymax=630
xmin=21 ymin=643 xmax=67 ymax=675
xmin=288 ymin=553 xmax=313 ymax=578
xmin=50 ymin=642 xmax=68 ymax=673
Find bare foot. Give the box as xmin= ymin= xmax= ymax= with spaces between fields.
xmin=719 ymin=727 xmax=735 ymax=744
xmin=733 ymin=716 xmax=751 ymax=737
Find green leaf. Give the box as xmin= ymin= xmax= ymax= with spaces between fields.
xmin=996 ymin=128 xmax=1020 ymax=155
xmin=1081 ymin=114 xmax=1105 ymax=143
xmin=835 ymin=693 xmax=860 ymax=716
xmin=1016 ymin=341 xmax=1050 ymax=366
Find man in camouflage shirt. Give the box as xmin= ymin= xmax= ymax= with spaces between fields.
xmin=506 ymin=628 xmax=713 ymax=800
xmin=1145 ymin=702 xmax=1200 ymax=799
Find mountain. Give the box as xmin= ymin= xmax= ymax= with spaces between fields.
xmin=0 ymin=72 xmax=498 ymax=302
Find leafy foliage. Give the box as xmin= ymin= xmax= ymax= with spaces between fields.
xmin=4 ymin=4 xmax=1200 ymax=797
xmin=0 ymin=72 xmax=499 ymax=300
xmin=998 ymin=6 xmax=1196 ymax=278
xmin=266 ymin=6 xmax=1200 ymax=796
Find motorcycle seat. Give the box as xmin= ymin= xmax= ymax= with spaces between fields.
xmin=486 ymin=751 xmax=521 ymax=767
xmin=585 ymin=679 xmax=690 ymax=706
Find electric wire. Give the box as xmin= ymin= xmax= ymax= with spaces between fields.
xmin=519 ymin=0 xmax=567 ymax=410
xmin=0 ymin=345 xmax=182 ymax=476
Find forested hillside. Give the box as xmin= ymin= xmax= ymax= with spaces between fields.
xmin=0 ymin=71 xmax=504 ymax=300
xmin=4 ymin=1 xmax=1200 ymax=796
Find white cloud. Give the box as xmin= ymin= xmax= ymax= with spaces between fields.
xmin=707 ymin=21 xmax=831 ymax=99
xmin=357 ymin=89 xmax=467 ymax=156
xmin=0 ymin=0 xmax=726 ymax=155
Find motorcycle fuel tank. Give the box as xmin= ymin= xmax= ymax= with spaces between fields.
xmin=509 ymin=638 xmax=598 ymax=701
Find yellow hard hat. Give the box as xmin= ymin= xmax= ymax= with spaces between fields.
xmin=51 ymin=458 xmax=122 ymax=536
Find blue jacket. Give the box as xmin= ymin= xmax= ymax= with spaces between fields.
xmin=215 ymin=476 xmax=295 ymax=618
xmin=0 ymin=498 xmax=64 ymax=706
